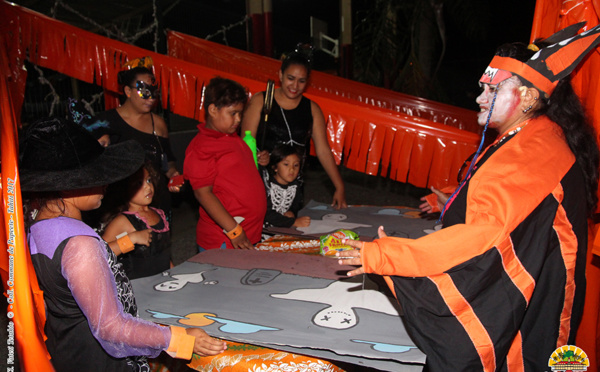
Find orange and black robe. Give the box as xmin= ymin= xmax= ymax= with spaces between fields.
xmin=362 ymin=116 xmax=587 ymax=371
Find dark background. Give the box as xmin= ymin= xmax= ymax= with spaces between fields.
xmin=12 ymin=0 xmax=536 ymax=111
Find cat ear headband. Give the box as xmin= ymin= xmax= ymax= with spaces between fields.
xmin=122 ymin=56 xmax=154 ymax=70
xmin=480 ymin=22 xmax=600 ymax=96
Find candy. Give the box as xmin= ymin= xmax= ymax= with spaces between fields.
xmin=320 ymin=229 xmax=359 ymax=256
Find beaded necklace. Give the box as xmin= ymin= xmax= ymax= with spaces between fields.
xmin=123 ymin=207 xmax=170 ymax=233
xmin=493 ymin=122 xmax=529 ymax=147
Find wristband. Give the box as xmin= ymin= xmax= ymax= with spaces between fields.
xmin=167 ymin=326 xmax=195 ymax=359
xmin=224 ymin=224 xmax=243 ymax=240
xmin=116 ymin=232 xmax=135 ymax=254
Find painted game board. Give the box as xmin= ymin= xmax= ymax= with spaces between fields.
xmin=132 ymin=249 xmax=426 ymax=371
xmin=266 ymin=200 xmax=441 ymax=240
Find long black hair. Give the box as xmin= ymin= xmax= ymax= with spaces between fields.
xmin=280 ymin=47 xmax=313 ymax=77
xmin=495 ymin=42 xmax=599 ymax=216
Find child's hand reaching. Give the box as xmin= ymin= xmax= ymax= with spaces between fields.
xmin=185 ymin=328 xmax=227 ymax=356
xmin=292 ymin=216 xmax=311 ymax=227
xmin=231 ymin=229 xmax=254 ymax=250
xmin=130 ymin=229 xmax=152 ymax=246
xmin=419 ymin=187 xmax=450 ymax=214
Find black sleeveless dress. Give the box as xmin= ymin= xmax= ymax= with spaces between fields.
xmin=256 ymin=95 xmax=313 ymax=164
xmin=93 ymin=109 xmax=175 ymax=221
xmin=118 ymin=208 xmax=171 ymax=280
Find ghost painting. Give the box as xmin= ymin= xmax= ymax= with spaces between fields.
xmin=296 ymin=213 xmax=371 ymax=235
xmin=271 ymin=275 xmax=400 ymax=330
xmin=154 ymin=270 xmax=213 ymax=291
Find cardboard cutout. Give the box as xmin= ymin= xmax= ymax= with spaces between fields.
xmin=131 ymin=250 xmax=426 ymax=371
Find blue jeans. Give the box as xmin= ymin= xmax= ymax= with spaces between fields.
xmin=197 ymin=242 xmax=226 ymax=252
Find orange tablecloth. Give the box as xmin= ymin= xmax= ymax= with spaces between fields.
xmin=150 ymin=341 xmax=345 ymax=372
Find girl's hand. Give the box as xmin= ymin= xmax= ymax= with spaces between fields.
xmin=130 ymin=229 xmax=152 ymax=246
xmin=337 ymin=226 xmax=387 ymax=276
xmin=419 ymin=187 xmax=449 ymax=213
xmin=231 ymin=230 xmax=254 ymax=249
xmin=168 ymin=172 xmax=183 ymax=193
xmin=283 ymin=211 xmax=295 ymax=218
xmin=292 ymin=216 xmax=311 ymax=227
xmin=257 ymin=150 xmax=270 ymax=167
xmin=185 ymin=328 xmax=227 ymax=356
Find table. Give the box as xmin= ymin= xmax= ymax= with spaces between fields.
xmin=143 ymin=203 xmax=435 ymax=371
xmin=136 ymin=250 xmax=426 ymax=372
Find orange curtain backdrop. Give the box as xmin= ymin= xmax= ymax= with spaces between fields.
xmin=167 ymin=30 xmax=480 ymax=188
xmin=0 ymin=33 xmax=55 ymax=371
xmin=168 ymin=30 xmax=481 ymax=134
xmin=531 ymin=1 xmax=600 ymax=369
xmin=0 ymin=0 xmax=481 ymax=190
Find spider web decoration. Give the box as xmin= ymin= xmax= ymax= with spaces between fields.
xmin=205 ymin=15 xmax=250 ymax=46
xmin=51 ymin=0 xmax=160 ymax=50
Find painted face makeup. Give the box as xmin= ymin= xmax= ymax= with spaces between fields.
xmin=133 ymin=80 xmax=160 ymax=100
xmin=476 ymin=76 xmax=523 ymax=133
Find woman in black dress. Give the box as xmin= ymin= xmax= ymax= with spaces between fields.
xmin=242 ymin=50 xmax=347 ymax=209
xmin=93 ymin=58 xmax=181 ymax=222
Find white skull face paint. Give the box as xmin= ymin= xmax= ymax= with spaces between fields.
xmin=475 ymin=76 xmax=523 ymax=133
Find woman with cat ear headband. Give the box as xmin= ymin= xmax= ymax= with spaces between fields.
xmin=92 ymin=57 xmax=182 ymax=225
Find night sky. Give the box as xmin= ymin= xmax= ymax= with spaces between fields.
xmin=162 ymin=0 xmax=536 ymax=110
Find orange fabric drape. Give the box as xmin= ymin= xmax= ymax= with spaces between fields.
xmin=0 ymin=1 xmax=482 ymax=190
xmin=0 ymin=29 xmax=55 ymax=371
xmin=168 ymin=30 xmax=481 ymax=134
xmin=531 ymin=1 xmax=600 ymax=370
xmin=166 ymin=30 xmax=480 ymax=189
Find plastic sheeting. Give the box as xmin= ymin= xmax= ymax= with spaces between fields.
xmin=167 ymin=30 xmax=480 ymax=188
xmin=0 ymin=1 xmax=481 ymax=190
xmin=0 ymin=29 xmax=55 ymax=371
xmin=168 ymin=31 xmax=481 ymax=133
xmin=531 ymin=0 xmax=600 ymax=368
